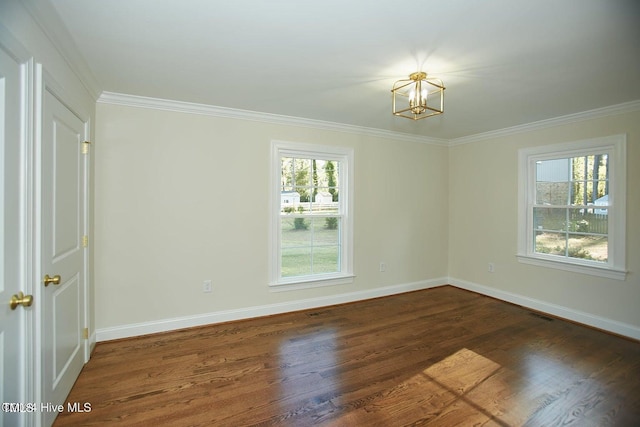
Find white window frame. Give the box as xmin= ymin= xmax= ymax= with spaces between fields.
xmin=270 ymin=140 xmax=354 ymax=290
xmin=517 ymin=135 xmax=627 ymax=280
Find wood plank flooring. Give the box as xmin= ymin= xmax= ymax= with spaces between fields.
xmin=53 ymin=286 xmax=640 ymax=426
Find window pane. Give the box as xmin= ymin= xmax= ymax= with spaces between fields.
xmin=571 ymin=156 xmax=588 ymax=181
xmin=282 ymin=247 xmax=311 ymax=277
xmin=297 ymin=200 xmax=312 ymax=213
xmin=570 ymin=181 xmax=599 ymax=205
xmin=536 ymin=181 xmax=569 ymax=205
xmin=293 ymin=158 xmax=312 ymax=203
xmin=572 ymin=181 xmax=607 ymax=206
xmin=281 ymin=217 xmax=311 ymax=246
xmin=535 ymin=232 xmax=566 ymax=256
xmin=568 ymin=208 xmax=589 ymax=232
xmin=312 ymin=217 xmax=340 ymax=244
xmin=311 ymin=218 xmax=340 ymax=273
xmin=280 ymin=189 xmax=300 ymax=214
xmin=590 ymin=210 xmax=609 ymax=234
xmin=533 ymin=207 xmax=567 ymax=231
xmin=535 ymin=158 xmax=570 ymax=205
xmin=324 ymin=161 xmax=339 ymax=192
xmin=313 ymin=188 xmax=338 ymax=214
xmin=568 ymin=209 xmax=608 ymax=234
xmin=281 ymin=217 xmax=342 ymax=278
xmin=536 ymin=158 xmax=569 ymax=181
xmin=312 ymin=245 xmax=340 ymax=273
xmin=570 ymin=181 xmax=584 ymax=205
xmin=281 ymin=157 xmax=294 ymax=187
xmin=570 ymin=154 xmax=608 ymax=205
xmin=568 ymin=234 xmax=608 ymax=263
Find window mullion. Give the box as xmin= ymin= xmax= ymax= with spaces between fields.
xmin=564 ymin=208 xmax=570 ymax=257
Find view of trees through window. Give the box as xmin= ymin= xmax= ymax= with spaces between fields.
xmin=534 ymin=154 xmax=609 ymax=262
xmin=280 ymin=156 xmax=341 ymax=278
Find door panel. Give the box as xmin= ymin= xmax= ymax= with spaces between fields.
xmin=53 ymin=120 xmax=80 ymax=259
xmin=42 ymin=88 xmax=87 ymax=427
xmin=53 ymin=274 xmax=81 ymax=384
xmin=0 ymin=44 xmax=26 ymax=427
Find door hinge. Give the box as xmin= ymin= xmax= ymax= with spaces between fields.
xmin=82 ymin=235 xmax=89 ymax=248
xmin=82 ymin=140 xmax=91 ymax=154
xmin=83 ymin=328 xmax=89 ymax=340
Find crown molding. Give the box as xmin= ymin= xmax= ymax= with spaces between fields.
xmin=0 ymin=22 xmax=31 ymax=63
xmin=21 ymin=0 xmax=102 ymax=100
xmin=449 ymin=100 xmax=640 ymax=146
xmin=98 ymin=92 xmax=640 ymax=147
xmin=97 ymin=91 xmax=450 ymax=146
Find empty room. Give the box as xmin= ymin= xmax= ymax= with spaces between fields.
xmin=1 ymin=0 xmax=639 ymax=426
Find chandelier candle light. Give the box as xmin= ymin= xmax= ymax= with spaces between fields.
xmin=391 ymin=71 xmax=445 ymax=120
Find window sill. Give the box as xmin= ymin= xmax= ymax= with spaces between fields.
xmin=269 ymin=274 xmax=355 ymax=292
xmin=516 ymin=254 xmax=626 ymax=280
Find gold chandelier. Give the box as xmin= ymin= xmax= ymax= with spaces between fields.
xmin=391 ymin=71 xmax=445 ymax=120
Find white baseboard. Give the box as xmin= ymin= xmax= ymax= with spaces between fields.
xmin=96 ymin=278 xmax=446 ymax=342
xmin=449 ymin=277 xmax=640 ymax=341
xmin=96 ymin=277 xmax=640 ymax=342
xmin=85 ymin=332 xmax=97 ymax=362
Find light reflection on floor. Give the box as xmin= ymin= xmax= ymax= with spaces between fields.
xmin=278 ymin=329 xmax=340 ymax=414
xmin=278 ymin=340 xmax=514 ymax=425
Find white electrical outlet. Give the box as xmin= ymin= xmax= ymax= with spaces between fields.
xmin=488 ymin=263 xmax=495 ymax=273
xmin=203 ymin=280 xmax=212 ymax=293
xmin=379 ymin=262 xmax=386 ymax=272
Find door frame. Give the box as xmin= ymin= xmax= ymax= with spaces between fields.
xmin=23 ymin=56 xmax=37 ymax=427
xmin=0 ymin=23 xmax=36 ymax=427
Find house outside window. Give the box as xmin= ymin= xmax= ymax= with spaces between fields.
xmin=270 ymin=141 xmax=354 ymax=289
xmin=517 ymin=135 xmax=626 ymax=280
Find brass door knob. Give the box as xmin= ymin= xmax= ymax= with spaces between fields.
xmin=43 ymin=274 xmax=61 ymax=287
xmin=10 ymin=292 xmax=33 ymax=310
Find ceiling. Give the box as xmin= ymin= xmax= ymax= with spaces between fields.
xmin=47 ymin=0 xmax=640 ymax=141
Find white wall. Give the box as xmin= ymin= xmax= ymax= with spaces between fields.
xmin=448 ymin=110 xmax=640 ymax=337
xmin=95 ymin=101 xmax=640 ymax=340
xmin=94 ymin=102 xmax=450 ymax=337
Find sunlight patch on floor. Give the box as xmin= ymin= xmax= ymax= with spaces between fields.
xmin=334 ymin=348 xmax=514 ymax=426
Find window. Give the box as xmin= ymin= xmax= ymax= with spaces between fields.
xmin=270 ymin=141 xmax=354 ymax=288
xmin=517 ymin=135 xmax=626 ymax=280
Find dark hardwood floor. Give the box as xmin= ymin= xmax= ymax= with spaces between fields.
xmin=54 ymin=286 xmax=640 ymax=426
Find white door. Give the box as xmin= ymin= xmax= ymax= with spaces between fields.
xmin=0 ymin=44 xmax=29 ymax=427
xmin=40 ymin=88 xmax=87 ymax=427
